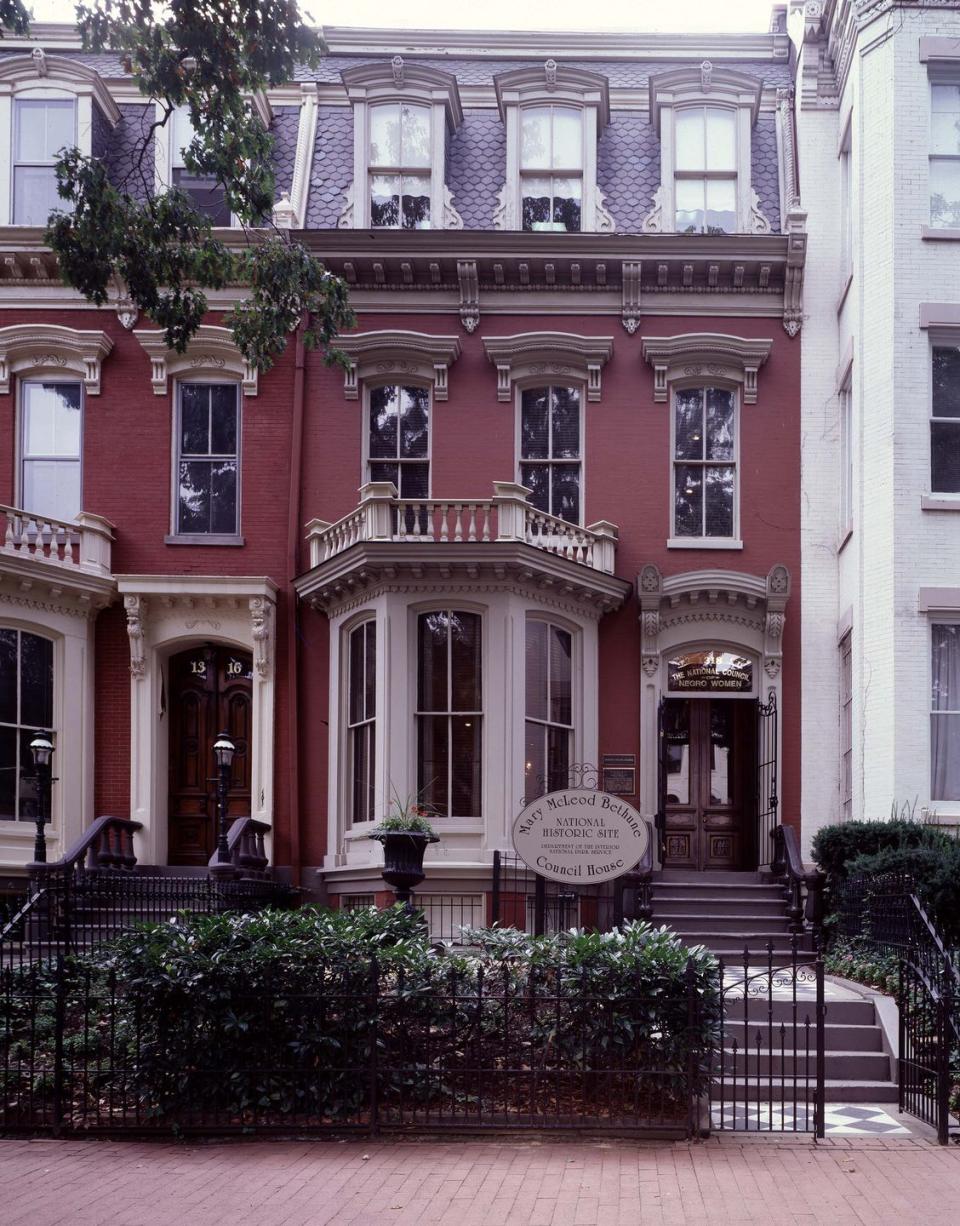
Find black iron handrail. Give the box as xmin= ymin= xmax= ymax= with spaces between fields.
xmin=770 ymin=824 xmax=824 ymax=948
xmin=206 ymin=816 xmax=271 ymax=878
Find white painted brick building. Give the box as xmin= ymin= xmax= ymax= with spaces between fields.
xmin=792 ymin=0 xmax=960 ymax=847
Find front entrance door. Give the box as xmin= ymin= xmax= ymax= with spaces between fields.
xmin=662 ymin=698 xmax=753 ymax=870
xmin=167 ymin=644 xmax=253 ymax=866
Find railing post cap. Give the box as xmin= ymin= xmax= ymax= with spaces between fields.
xmin=491 ymin=481 xmax=531 ymax=501
xmin=359 ymin=480 xmax=399 ymax=501
xmin=586 ymin=519 xmax=619 ymax=539
xmin=74 ymin=511 xmax=116 ymax=536
xmin=304 ymin=517 xmax=332 ymax=535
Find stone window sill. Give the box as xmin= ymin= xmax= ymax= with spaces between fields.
xmin=667 ymin=537 xmax=743 ymax=550
xmin=922 ymin=226 xmax=960 ymax=241
xmin=921 ymin=495 xmax=960 ymax=511
xmin=164 ymin=533 xmax=245 ymax=546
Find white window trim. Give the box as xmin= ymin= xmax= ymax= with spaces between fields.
xmin=133 ymin=325 xmax=258 ymax=398
xmin=926 ymin=65 xmax=960 ymax=233
xmin=344 ymin=615 xmax=377 ymax=830
xmin=0 ymin=323 xmax=113 ymax=397
xmin=667 ymin=382 xmax=741 ymax=548
xmin=336 ymin=330 xmax=461 ymax=402
xmin=362 ymin=379 xmax=434 ymax=500
xmin=920 ymin=313 xmax=960 ymax=502
xmin=482 ymin=332 xmax=614 ymax=403
xmin=0 ymin=52 xmax=119 ymax=227
xmin=643 ymin=64 xmax=767 ymax=236
xmin=17 ymin=376 xmax=84 ymax=522
xmin=493 ymin=61 xmax=613 ymax=233
xmin=640 ymin=332 xmax=772 ymax=405
xmin=524 ymin=613 xmax=582 ymax=798
xmin=339 ymin=59 xmax=464 ymax=230
xmin=838 ymin=115 xmax=853 ymax=295
xmin=166 ymin=376 xmax=244 ymax=546
xmin=928 ymin=616 xmax=960 ymax=814
xmin=514 ymin=381 xmax=587 ymax=527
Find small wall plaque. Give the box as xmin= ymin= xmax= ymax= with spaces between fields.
xmin=602 ymin=754 xmax=636 ymax=796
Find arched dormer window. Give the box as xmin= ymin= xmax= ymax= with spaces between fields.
xmin=493 ymin=61 xmax=613 ymax=233
xmin=643 ymin=63 xmax=769 ymax=235
xmin=0 ymin=51 xmax=119 ymax=226
xmin=338 ymin=59 xmax=464 ymax=230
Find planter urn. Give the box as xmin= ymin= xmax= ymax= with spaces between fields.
xmin=374 ymin=830 xmax=439 ymax=907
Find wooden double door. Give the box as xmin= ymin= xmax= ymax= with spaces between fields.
xmin=167 ymin=644 xmax=253 ymax=866
xmin=662 ymin=698 xmax=755 ymax=871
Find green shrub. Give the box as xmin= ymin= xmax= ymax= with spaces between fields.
xmin=824 ymin=938 xmax=900 ymax=995
xmin=811 ymin=819 xmax=930 ymax=882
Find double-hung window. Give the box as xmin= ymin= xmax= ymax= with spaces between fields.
xmin=930 ymin=84 xmax=960 ymax=230
xmin=932 ymin=623 xmax=960 ymax=801
xmin=20 ymin=381 xmax=83 ymax=522
xmin=524 ymin=620 xmax=573 ymax=801
xmin=367 ymin=384 xmax=430 ymax=499
xmin=673 ymin=387 xmax=737 ymax=539
xmin=0 ymin=628 xmax=53 ymax=823
xmin=12 ymin=98 xmax=75 ymax=225
xmin=932 ymin=345 xmax=960 ymax=493
xmin=520 ymin=385 xmax=581 ymax=523
xmin=347 ymin=621 xmax=376 ymax=827
xmin=520 ymin=106 xmax=583 ymax=232
xmin=369 ymin=102 xmax=432 ymax=229
xmin=674 ymin=107 xmax=737 ymax=234
xmin=416 ymin=610 xmax=481 ymax=818
xmin=175 ymin=382 xmax=240 ymax=537
xmin=171 ymin=107 xmax=232 ymax=226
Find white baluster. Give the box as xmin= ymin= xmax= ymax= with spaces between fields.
xmin=453 ymin=504 xmax=464 ymax=542
xmin=481 ymin=506 xmax=491 ymax=542
xmin=467 ymin=505 xmax=478 ymax=542
xmin=440 ymin=502 xmax=449 ymax=541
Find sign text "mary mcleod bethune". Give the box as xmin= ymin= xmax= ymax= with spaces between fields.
xmin=512 ymin=789 xmax=650 ymax=885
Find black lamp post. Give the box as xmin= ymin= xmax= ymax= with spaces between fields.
xmin=29 ymin=730 xmax=54 ymax=865
xmin=209 ymin=730 xmax=236 ymax=879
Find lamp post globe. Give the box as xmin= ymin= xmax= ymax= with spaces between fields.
xmin=29 ymin=731 xmax=55 ymax=866
xmin=210 ymin=730 xmax=237 ymax=878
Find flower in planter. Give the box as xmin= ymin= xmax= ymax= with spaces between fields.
xmin=368 ymin=790 xmax=439 ymax=841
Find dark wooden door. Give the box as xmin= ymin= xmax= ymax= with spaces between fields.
xmin=167 ymin=644 xmax=253 ymax=866
xmin=662 ymin=698 xmax=753 ymax=871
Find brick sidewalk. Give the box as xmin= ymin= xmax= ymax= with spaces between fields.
xmin=1 ymin=1135 xmax=958 ymax=1226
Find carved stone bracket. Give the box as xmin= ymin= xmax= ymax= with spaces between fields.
xmin=622 ymin=261 xmax=642 ymax=335
xmin=749 ymin=189 xmax=772 ymax=235
xmin=457 ymin=259 xmax=479 ymax=333
xmin=335 ymin=330 xmax=462 ymax=400
xmin=124 ymin=595 xmax=147 ymax=680
xmin=482 ymin=332 xmax=615 ymax=403
xmin=641 ymin=186 xmax=664 ymax=234
xmin=249 ymin=596 xmax=271 ymax=678
xmin=133 ymin=326 xmax=258 ymax=397
xmin=637 ymin=564 xmax=663 ymax=676
xmin=763 ymin=563 xmax=791 ymax=678
xmin=783 ymin=206 xmax=808 ymax=337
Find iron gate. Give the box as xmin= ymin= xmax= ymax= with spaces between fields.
xmin=755 ymin=691 xmax=778 ymax=869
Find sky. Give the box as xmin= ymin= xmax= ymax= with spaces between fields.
xmin=25 ymin=0 xmax=779 ymax=35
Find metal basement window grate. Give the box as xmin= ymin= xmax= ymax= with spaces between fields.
xmin=417 ymin=894 xmax=485 ymax=941
xmin=341 ymin=894 xmax=377 ymax=910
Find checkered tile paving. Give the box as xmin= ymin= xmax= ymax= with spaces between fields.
xmin=712 ymin=1102 xmax=911 ymax=1135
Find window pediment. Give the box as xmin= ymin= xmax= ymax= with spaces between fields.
xmin=483 ymin=332 xmax=614 ymax=403
xmin=336 ymin=329 xmax=461 ymax=400
xmin=494 ymin=63 xmax=610 ymax=130
xmin=0 ymin=51 xmax=120 ymax=125
xmin=133 ymin=326 xmax=258 ymax=397
xmin=640 ymin=333 xmax=772 ymax=404
xmin=341 ymin=60 xmax=463 ymax=131
xmin=0 ymin=323 xmax=113 ymax=395
xmin=648 ymin=64 xmax=762 ymax=129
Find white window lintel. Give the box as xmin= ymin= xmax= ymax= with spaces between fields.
xmin=640 ymin=332 xmax=772 ymax=404
xmin=0 ymin=322 xmax=113 ymax=395
xmin=482 ymin=331 xmax=614 ymax=403
xmin=133 ymin=325 xmax=258 ymax=397
xmin=336 ymin=329 xmax=461 ymax=401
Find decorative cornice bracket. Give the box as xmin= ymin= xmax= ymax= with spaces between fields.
xmin=457 ymin=259 xmax=479 ymax=333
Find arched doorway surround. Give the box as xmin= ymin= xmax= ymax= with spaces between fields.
xmin=637 ymin=564 xmax=790 ymax=870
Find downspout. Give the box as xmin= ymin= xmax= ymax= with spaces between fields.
xmin=285 ymin=316 xmax=308 ymax=888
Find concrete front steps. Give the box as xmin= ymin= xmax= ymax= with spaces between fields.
xmin=652 ymin=870 xmax=898 ymax=1104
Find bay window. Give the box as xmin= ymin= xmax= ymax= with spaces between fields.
xmin=175 ymin=382 xmax=240 ymax=538
xmin=0 ymin=628 xmax=53 ymax=823
xmin=674 ymin=107 xmax=737 ymax=234
xmin=673 ymin=387 xmax=737 ymax=539
xmin=525 ymin=620 xmax=573 ymax=801
xmin=932 ymin=623 xmax=960 ymax=801
xmin=519 ymin=385 xmax=581 ymax=523
xmin=347 ymin=621 xmax=376 ymax=827
xmin=930 ymin=83 xmax=960 ymax=230
xmin=520 ymin=105 xmax=582 ymax=232
xmin=12 ymin=97 xmax=75 ymax=225
xmin=20 ymin=381 xmax=83 ymax=522
xmin=369 ymin=102 xmax=432 ymax=229
xmin=932 ymin=345 xmax=960 ymax=492
xmin=416 ymin=610 xmax=482 ymax=818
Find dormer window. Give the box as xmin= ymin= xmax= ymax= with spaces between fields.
xmin=13 ymin=98 xmax=76 ymax=224
xmin=674 ymin=106 xmax=737 ymax=234
xmin=340 ymin=59 xmax=464 ymax=230
xmin=644 ymin=65 xmax=769 ymax=236
xmin=0 ymin=52 xmax=119 ymax=227
xmin=369 ymin=102 xmax=432 ymax=229
xmin=494 ymin=62 xmax=613 ymax=233
xmin=170 ymin=106 xmax=231 ymax=226
xmin=520 ymin=105 xmax=583 ymax=232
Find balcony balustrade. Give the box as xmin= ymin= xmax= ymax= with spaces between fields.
xmin=0 ymin=505 xmax=114 ymax=578
xmin=305 ymin=481 xmax=618 ymax=576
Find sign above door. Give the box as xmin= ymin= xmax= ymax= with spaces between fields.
xmin=666 ymin=650 xmax=753 ymax=694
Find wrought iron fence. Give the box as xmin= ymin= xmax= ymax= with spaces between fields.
xmin=0 ymin=953 xmax=709 ymax=1137
xmin=491 ymin=850 xmax=651 ymax=936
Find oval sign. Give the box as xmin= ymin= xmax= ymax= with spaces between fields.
xmin=512 ymin=789 xmax=650 ymax=885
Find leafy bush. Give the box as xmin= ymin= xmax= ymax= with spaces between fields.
xmin=2 ymin=907 xmax=721 ymax=1130
xmin=824 ymin=938 xmax=900 ymax=995
xmin=811 ymin=819 xmax=930 ymax=882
